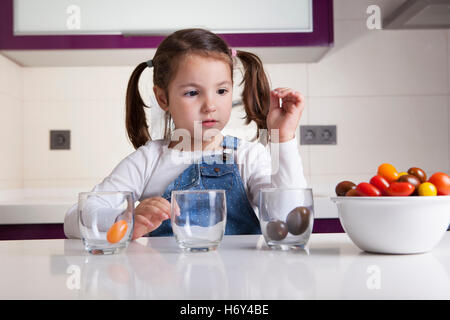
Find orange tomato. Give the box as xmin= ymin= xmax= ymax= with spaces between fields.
xmin=107 ymin=220 xmax=128 ymax=244
xmin=377 ymin=163 xmax=399 ymax=183
xmin=428 ymin=172 xmax=450 ymax=195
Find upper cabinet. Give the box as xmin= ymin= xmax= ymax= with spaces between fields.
xmin=0 ymin=0 xmax=333 ymax=66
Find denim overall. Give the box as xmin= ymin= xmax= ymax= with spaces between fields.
xmin=148 ymin=135 xmax=261 ymax=236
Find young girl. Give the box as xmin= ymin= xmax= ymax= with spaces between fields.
xmin=64 ymin=28 xmax=307 ymax=240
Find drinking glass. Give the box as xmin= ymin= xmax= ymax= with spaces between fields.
xmin=171 ymin=190 xmax=226 ymax=252
xmin=259 ymin=188 xmax=314 ymax=250
xmin=78 ymin=191 xmax=134 ymax=255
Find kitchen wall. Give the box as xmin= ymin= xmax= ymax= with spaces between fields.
xmin=0 ymin=54 xmax=23 ymax=189
xmin=1 ymin=0 xmax=449 ymax=196
xmin=306 ymin=0 xmax=450 ymax=195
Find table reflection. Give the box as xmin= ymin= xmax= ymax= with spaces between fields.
xmin=341 ymin=251 xmax=450 ymax=299
xmin=230 ymin=236 xmax=316 ymax=299
xmin=64 ymin=239 xmax=181 ymax=299
xmin=175 ymin=250 xmax=228 ymax=299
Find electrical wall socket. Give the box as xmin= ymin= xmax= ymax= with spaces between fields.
xmin=50 ymin=130 xmax=70 ymax=150
xmin=300 ymin=125 xmax=337 ymax=145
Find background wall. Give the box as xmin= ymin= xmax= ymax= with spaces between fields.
xmin=1 ymin=0 xmax=449 ymax=197
xmin=0 ymin=54 xmax=23 ymax=189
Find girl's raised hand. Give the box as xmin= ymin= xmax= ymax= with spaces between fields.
xmin=266 ymin=88 xmax=305 ymax=143
xmin=132 ymin=197 xmax=171 ymax=240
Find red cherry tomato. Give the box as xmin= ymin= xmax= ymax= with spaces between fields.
xmin=385 ymin=182 xmax=415 ymax=196
xmin=377 ymin=163 xmax=399 ymax=183
xmin=428 ymin=172 xmax=450 ymax=195
xmin=369 ymin=175 xmax=390 ymax=196
xmin=355 ymin=182 xmax=382 ymax=197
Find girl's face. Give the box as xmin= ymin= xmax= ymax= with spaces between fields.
xmin=155 ymin=54 xmax=233 ymax=146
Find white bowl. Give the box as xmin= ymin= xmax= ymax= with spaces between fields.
xmin=331 ymin=196 xmax=450 ymax=254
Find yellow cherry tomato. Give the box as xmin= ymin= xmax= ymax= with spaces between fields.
xmin=377 ymin=163 xmax=399 ymax=183
xmin=107 ymin=220 xmax=128 ymax=244
xmin=398 ymin=172 xmax=408 ymax=177
xmin=418 ymin=182 xmax=437 ymax=196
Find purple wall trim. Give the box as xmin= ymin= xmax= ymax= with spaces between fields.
xmin=312 ymin=218 xmax=345 ymax=233
xmin=0 ymin=0 xmax=333 ymax=50
xmin=0 ymin=224 xmax=66 ymax=241
xmin=0 ymin=219 xmax=344 ymax=241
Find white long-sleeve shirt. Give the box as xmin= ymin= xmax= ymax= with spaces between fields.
xmin=64 ymin=137 xmax=308 ymax=238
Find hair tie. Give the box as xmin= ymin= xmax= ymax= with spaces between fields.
xmin=146 ymin=59 xmax=153 ymax=68
xmin=230 ymin=48 xmax=237 ymax=58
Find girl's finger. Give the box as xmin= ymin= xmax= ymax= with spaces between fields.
xmin=132 ymin=215 xmax=154 ymax=239
xmin=136 ymin=214 xmax=154 ymax=229
xmin=276 ymin=89 xmax=296 ymax=98
xmin=148 ymin=199 xmax=170 ymax=215
xmin=281 ymin=93 xmax=305 ymax=106
xmin=139 ymin=197 xmax=170 ymax=212
xmin=172 ymin=199 xmax=181 ymax=217
xmin=139 ymin=205 xmax=169 ymax=220
xmin=151 ymin=197 xmax=171 ymax=212
xmin=269 ymin=89 xmax=281 ymax=111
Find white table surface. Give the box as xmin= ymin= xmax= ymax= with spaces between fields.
xmin=1 ymin=232 xmax=449 ymax=300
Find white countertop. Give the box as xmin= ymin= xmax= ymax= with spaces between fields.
xmin=1 ymin=232 xmax=449 ymax=299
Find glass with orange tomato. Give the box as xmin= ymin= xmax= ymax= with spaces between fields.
xmin=78 ymin=191 xmax=134 ymax=254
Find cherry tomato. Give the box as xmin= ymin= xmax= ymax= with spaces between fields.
xmin=345 ymin=188 xmax=360 ymax=196
xmin=418 ymin=182 xmax=437 ymax=196
xmin=407 ymin=167 xmax=427 ymax=183
xmin=428 ymin=172 xmax=450 ymax=195
xmin=335 ymin=181 xmax=356 ymax=196
xmin=369 ymin=175 xmax=390 ymax=196
xmin=107 ymin=220 xmax=128 ymax=244
xmin=355 ymin=182 xmax=382 ymax=197
xmin=398 ymin=172 xmax=408 ymax=177
xmin=397 ymin=174 xmax=421 ymax=195
xmin=377 ymin=163 xmax=399 ymax=183
xmin=385 ymin=182 xmax=415 ymax=196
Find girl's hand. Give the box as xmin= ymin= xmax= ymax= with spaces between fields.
xmin=132 ymin=197 xmax=171 ymax=240
xmin=266 ymin=88 xmax=305 ymax=143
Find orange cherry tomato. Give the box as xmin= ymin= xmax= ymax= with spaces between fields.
xmin=107 ymin=220 xmax=128 ymax=244
xmin=428 ymin=172 xmax=450 ymax=195
xmin=377 ymin=163 xmax=399 ymax=183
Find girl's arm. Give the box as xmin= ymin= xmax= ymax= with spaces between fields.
xmin=245 ymin=138 xmax=308 ymax=212
xmin=63 ymin=148 xmax=149 ymax=239
xmin=246 ymin=87 xmax=308 ymax=213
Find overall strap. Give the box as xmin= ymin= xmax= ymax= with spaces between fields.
xmin=221 ymin=135 xmax=239 ymax=150
xmin=221 ymin=135 xmax=239 ymax=163
xmin=200 ymin=135 xmax=239 ymax=164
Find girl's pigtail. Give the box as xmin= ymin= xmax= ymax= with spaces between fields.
xmin=125 ymin=62 xmax=151 ymax=150
xmin=236 ymin=50 xmax=271 ymax=139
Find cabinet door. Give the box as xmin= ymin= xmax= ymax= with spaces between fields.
xmin=0 ymin=0 xmax=333 ymax=49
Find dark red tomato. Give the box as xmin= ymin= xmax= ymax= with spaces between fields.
xmin=355 ymin=182 xmax=382 ymax=197
xmin=369 ymin=175 xmax=390 ymax=196
xmin=385 ymin=182 xmax=415 ymax=196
